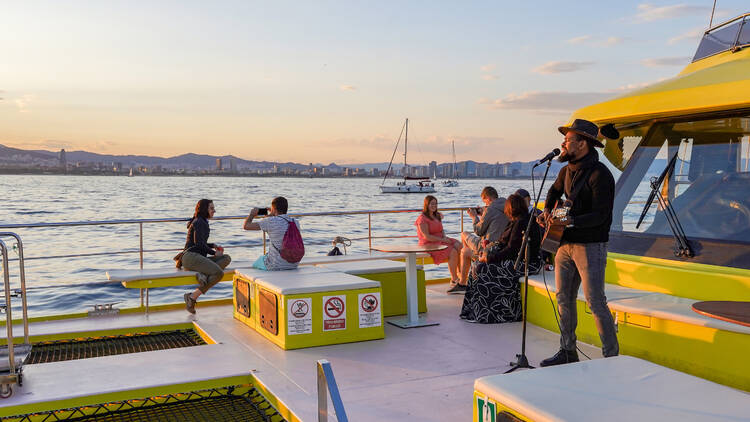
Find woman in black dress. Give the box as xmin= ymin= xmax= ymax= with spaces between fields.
xmin=459 ymin=194 xmax=541 ymax=323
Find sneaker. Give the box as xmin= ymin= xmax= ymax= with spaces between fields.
xmin=446 ymin=284 xmax=467 ymax=294
xmin=539 ymin=349 xmax=579 ymax=367
xmin=184 ymin=292 xmax=196 ymax=314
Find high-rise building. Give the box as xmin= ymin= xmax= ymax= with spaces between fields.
xmin=58 ymin=149 xmax=67 ymax=171
xmin=429 ymin=161 xmax=437 ymax=178
xmin=230 ymin=158 xmax=237 ymax=173
xmin=216 ymin=158 xmax=223 ymax=171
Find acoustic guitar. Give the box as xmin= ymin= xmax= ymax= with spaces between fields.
xmin=540 ymin=201 xmax=572 ymax=254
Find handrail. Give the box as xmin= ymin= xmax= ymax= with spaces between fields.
xmin=0 ymin=239 xmax=15 ymax=375
xmin=317 ymin=359 xmax=348 ymax=422
xmin=0 ymin=233 xmax=29 ymax=345
xmin=0 ymin=207 xmax=467 ymax=230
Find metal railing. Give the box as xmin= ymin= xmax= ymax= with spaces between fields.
xmin=0 ymin=233 xmax=30 ymax=395
xmin=0 ymin=207 xmax=469 ymax=313
xmin=0 ymin=207 xmax=467 ymax=269
xmin=317 ymin=359 xmax=348 ymax=422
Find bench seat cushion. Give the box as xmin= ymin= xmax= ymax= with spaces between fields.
xmin=106 ymin=268 xmax=200 ymax=283
xmin=474 ymin=355 xmax=750 ymax=422
xmin=236 ymin=266 xmax=379 ymax=295
xmin=317 ymin=259 xmax=422 ymax=275
xmin=610 ymin=293 xmax=750 ymax=335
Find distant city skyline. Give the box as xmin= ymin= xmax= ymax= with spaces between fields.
xmin=2 ymin=1 xmax=747 ymax=163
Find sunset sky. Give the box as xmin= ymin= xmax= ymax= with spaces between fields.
xmin=2 ymin=1 xmax=747 ymax=164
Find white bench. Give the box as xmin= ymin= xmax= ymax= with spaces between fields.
xmin=233 ymin=266 xmax=385 ymax=349
xmin=473 ymin=355 xmax=750 ymax=421
xmin=299 ymin=251 xmax=429 ymax=266
xmin=522 ymin=271 xmax=750 ymax=390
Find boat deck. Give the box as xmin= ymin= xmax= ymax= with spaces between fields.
xmin=0 ymin=282 xmax=603 ymax=421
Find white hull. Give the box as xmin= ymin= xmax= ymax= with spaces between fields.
xmin=442 ymin=180 xmax=458 ymax=187
xmin=380 ymin=184 xmax=436 ymax=193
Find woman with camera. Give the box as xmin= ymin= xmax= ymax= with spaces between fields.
xmin=180 ymin=199 xmax=231 ymax=314
xmin=459 ymin=194 xmax=541 ymax=323
xmin=415 ymin=195 xmax=462 ymax=284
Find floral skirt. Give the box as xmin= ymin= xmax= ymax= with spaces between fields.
xmin=459 ymin=260 xmax=527 ymax=324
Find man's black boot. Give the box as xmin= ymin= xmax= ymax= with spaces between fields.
xmin=539 ymin=349 xmax=579 ymax=367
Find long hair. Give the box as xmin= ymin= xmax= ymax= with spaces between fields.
xmin=194 ymin=199 xmax=213 ymax=219
xmin=504 ymin=194 xmax=528 ymax=220
xmin=422 ymin=195 xmax=441 ymax=221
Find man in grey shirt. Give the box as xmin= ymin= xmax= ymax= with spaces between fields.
xmin=449 ymin=186 xmax=508 ymax=293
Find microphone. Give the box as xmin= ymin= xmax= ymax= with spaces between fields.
xmin=533 ymin=148 xmax=561 ymax=168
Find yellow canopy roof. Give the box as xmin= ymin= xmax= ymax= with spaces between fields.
xmin=569 ymin=48 xmax=750 ymax=125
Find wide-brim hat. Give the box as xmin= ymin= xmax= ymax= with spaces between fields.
xmin=558 ymin=119 xmax=604 ymax=148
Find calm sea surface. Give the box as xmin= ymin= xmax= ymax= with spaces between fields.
xmin=1 ymin=175 xmax=553 ymax=316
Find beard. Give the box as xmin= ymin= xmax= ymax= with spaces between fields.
xmin=558 ymin=149 xmax=572 ymax=162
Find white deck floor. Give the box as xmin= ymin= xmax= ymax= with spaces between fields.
xmin=0 ymin=283 xmax=603 ymax=421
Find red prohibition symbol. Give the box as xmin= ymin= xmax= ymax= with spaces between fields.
xmin=361 ymin=294 xmax=378 ymax=312
xmin=324 ymin=297 xmax=345 ymax=318
xmin=291 ymin=300 xmax=309 ymax=318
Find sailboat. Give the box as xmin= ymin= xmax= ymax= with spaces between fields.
xmin=379 ymin=118 xmax=435 ymax=194
xmin=442 ymin=140 xmax=459 ymax=187
xmin=128 ymin=168 xmax=134 ymax=177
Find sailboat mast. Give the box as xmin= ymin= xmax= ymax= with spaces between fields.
xmin=403 ymin=118 xmax=408 ymax=176
xmin=452 ymin=140 xmax=457 ymax=179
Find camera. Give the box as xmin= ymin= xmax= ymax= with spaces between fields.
xmin=474 ymin=207 xmax=484 ymax=216
xmin=257 ymin=208 xmax=268 ymax=216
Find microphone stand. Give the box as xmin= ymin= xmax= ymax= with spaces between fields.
xmin=505 ymin=158 xmax=553 ymax=373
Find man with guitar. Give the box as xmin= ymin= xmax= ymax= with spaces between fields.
xmin=537 ymin=119 xmax=618 ymax=366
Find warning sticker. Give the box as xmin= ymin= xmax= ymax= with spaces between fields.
xmin=475 ymin=395 xmax=497 ymax=422
xmin=323 ymin=295 xmax=346 ymax=331
xmin=287 ymin=298 xmax=312 ymax=335
xmin=358 ymin=292 xmax=381 ymax=328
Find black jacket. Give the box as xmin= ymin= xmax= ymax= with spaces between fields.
xmin=544 ymin=150 xmax=615 ymax=243
xmin=184 ymin=216 xmax=216 ymax=256
xmin=486 ymin=214 xmax=540 ymax=263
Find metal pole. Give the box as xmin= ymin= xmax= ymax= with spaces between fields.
xmin=368 ymin=213 xmax=372 ymax=250
xmin=263 ymin=232 xmax=267 ymax=254
xmin=12 ymin=235 xmax=29 ymax=344
xmin=317 ymin=360 xmax=328 ymax=421
xmin=139 ymin=222 xmax=144 ymax=270
xmin=709 ymin=0 xmax=717 ymax=28
xmin=0 ymin=241 xmax=15 ymax=375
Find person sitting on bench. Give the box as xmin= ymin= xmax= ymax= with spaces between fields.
xmin=181 ymin=199 xmax=231 ymax=314
xmin=243 ymin=196 xmax=302 ymax=271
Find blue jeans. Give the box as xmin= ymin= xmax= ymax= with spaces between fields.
xmin=252 ymin=255 xmax=268 ymax=271
xmin=554 ymin=242 xmax=619 ymax=357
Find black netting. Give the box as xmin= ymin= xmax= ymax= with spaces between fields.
xmin=4 ymin=386 xmax=286 ymax=422
xmin=24 ymin=329 xmax=206 ymax=364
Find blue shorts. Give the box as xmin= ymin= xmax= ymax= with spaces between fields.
xmin=252 ymin=255 xmax=268 ymax=271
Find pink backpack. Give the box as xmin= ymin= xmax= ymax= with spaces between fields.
xmin=277 ymin=217 xmax=305 ymax=263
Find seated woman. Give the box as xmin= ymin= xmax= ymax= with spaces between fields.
xmin=415 ymin=195 xmax=462 ymax=286
xmin=460 ymin=194 xmax=541 ymax=323
xmin=180 ymin=199 xmax=231 ymax=314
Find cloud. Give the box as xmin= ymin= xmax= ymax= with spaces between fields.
xmin=340 ymin=85 xmax=356 ymax=91
xmin=566 ymin=35 xmax=591 ymax=44
xmin=533 ymin=61 xmax=595 ymax=74
xmin=600 ymin=36 xmax=625 ymax=46
xmin=668 ymin=27 xmax=705 ymax=45
xmin=641 ymin=56 xmax=690 ymax=67
xmin=634 ymin=3 xmax=710 ymax=22
xmin=480 ymin=64 xmax=499 ymax=80
xmin=15 ymin=95 xmax=36 ymax=113
xmin=480 ymin=91 xmax=614 ymax=113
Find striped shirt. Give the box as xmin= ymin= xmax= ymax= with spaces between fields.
xmin=257 ymin=215 xmax=301 ymax=270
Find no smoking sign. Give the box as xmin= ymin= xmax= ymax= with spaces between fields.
xmin=323 ymin=295 xmax=346 ymax=331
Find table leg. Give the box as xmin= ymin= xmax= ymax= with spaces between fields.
xmin=406 ymin=252 xmax=418 ymax=324
xmin=387 ymin=252 xmax=439 ymax=329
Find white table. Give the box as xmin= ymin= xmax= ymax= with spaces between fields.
xmin=371 ymin=243 xmax=447 ymax=328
